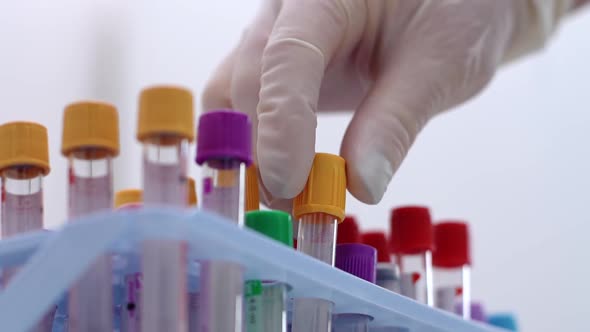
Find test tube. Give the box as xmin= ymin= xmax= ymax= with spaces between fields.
xmin=196 ymin=110 xmax=252 ymax=332
xmin=333 ymin=244 xmax=376 ymax=332
xmin=0 ymin=122 xmax=55 ymax=331
xmin=114 ymin=189 xmax=143 ymax=332
xmin=488 ymin=313 xmax=519 ymax=331
xmin=187 ymin=177 xmax=198 ymax=207
xmin=61 ymin=101 xmax=119 ymax=332
xmin=292 ymin=153 xmax=346 ymax=332
xmin=245 ymin=210 xmax=293 ymax=332
xmin=336 ymin=216 xmax=360 ymax=245
xmin=455 ymin=302 xmax=486 ymax=322
xmin=185 ymin=177 xmax=200 ymax=332
xmin=389 ymin=206 xmax=434 ymax=306
xmin=432 ymin=221 xmax=471 ymax=319
xmin=137 ymin=86 xmax=194 ymax=332
xmin=245 ymin=164 xmax=260 ymax=212
xmin=361 ymin=232 xmax=401 ymax=293
xmin=197 ymin=110 xmax=251 ymax=223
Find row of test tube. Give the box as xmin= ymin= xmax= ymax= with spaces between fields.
xmin=0 ymin=84 xmax=517 ymax=332
xmin=336 ymin=211 xmax=519 ymax=331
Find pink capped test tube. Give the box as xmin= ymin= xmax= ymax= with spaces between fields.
xmin=196 ymin=110 xmax=252 ymax=332
xmin=61 ymin=101 xmax=119 ymax=332
xmin=433 ymin=221 xmax=471 ymax=319
xmin=390 ymin=206 xmax=434 ymax=306
xmin=0 ymin=121 xmax=54 ymax=331
xmin=137 ymin=86 xmax=194 ymax=332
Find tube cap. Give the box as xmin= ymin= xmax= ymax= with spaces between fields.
xmin=195 ymin=110 xmax=252 ymax=165
xmin=187 ymin=177 xmax=197 ymax=206
xmin=390 ymin=206 xmax=433 ymax=254
xmin=114 ymin=189 xmax=142 ymax=209
xmin=0 ymin=122 xmax=50 ymax=175
xmin=488 ymin=313 xmax=518 ymax=331
xmin=361 ymin=232 xmax=391 ymax=263
xmin=456 ymin=302 xmax=487 ymax=322
xmin=433 ymin=221 xmax=471 ymax=268
xmin=293 ymin=153 xmax=346 ymax=222
xmin=245 ymin=210 xmax=293 ymax=247
xmin=61 ymin=101 xmax=120 ymax=156
xmin=137 ymin=86 xmax=195 ymax=141
xmin=335 ymin=243 xmax=377 ymax=283
xmin=337 ymin=216 xmax=360 ymax=244
xmin=245 ymin=164 xmax=260 ymax=211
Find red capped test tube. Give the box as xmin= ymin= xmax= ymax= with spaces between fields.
xmin=137 ymin=86 xmax=194 ymax=332
xmin=390 ymin=206 xmax=434 ymax=306
xmin=433 ymin=221 xmax=472 ymax=319
xmin=362 ymin=231 xmax=401 ymax=294
xmin=337 ymin=216 xmax=361 ymax=245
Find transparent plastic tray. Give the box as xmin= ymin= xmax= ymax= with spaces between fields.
xmin=0 ymin=208 xmax=502 ymax=332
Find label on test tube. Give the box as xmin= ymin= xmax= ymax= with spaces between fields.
xmin=123 ymin=273 xmax=142 ymax=331
xmin=245 ymin=280 xmax=263 ymax=332
xmin=1 ymin=190 xmax=42 ymax=238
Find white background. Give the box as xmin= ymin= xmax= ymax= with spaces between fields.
xmin=0 ymin=1 xmax=589 ymax=331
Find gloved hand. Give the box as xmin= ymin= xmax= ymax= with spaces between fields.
xmin=202 ymin=0 xmax=578 ymax=208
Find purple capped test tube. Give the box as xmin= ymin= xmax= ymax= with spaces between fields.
xmin=333 ymin=244 xmax=376 ymax=332
xmin=196 ymin=110 xmax=252 ymax=332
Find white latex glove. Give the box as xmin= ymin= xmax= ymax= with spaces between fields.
xmin=202 ymin=0 xmax=579 ymax=208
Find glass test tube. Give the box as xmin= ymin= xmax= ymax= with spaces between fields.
xmin=114 ymin=189 xmax=143 ymax=332
xmin=332 ymin=314 xmax=371 ymax=332
xmin=245 ymin=210 xmax=293 ymax=332
xmin=61 ymin=101 xmax=119 ymax=332
xmin=390 ymin=206 xmax=434 ymax=306
xmin=138 ymin=86 xmax=194 ymax=332
xmin=292 ymin=153 xmax=346 ymax=332
xmin=0 ymin=122 xmax=54 ymax=331
xmin=433 ymin=222 xmax=471 ymax=319
xmin=196 ymin=110 xmax=252 ymax=332
xmin=297 ymin=212 xmax=338 ymax=265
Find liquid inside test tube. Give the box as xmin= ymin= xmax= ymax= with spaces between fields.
xmin=141 ymin=135 xmax=189 ymax=332
xmin=297 ymin=213 xmax=338 ymax=265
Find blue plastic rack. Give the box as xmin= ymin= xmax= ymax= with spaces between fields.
xmin=0 ymin=209 xmax=503 ymax=332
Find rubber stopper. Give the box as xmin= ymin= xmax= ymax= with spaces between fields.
xmin=433 ymin=221 xmax=471 ymax=268
xmin=361 ymin=231 xmax=391 ymax=263
xmin=61 ymin=101 xmax=119 ymax=156
xmin=0 ymin=122 xmax=50 ymax=175
xmin=337 ymin=216 xmax=360 ymax=244
xmin=390 ymin=206 xmax=433 ymax=254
